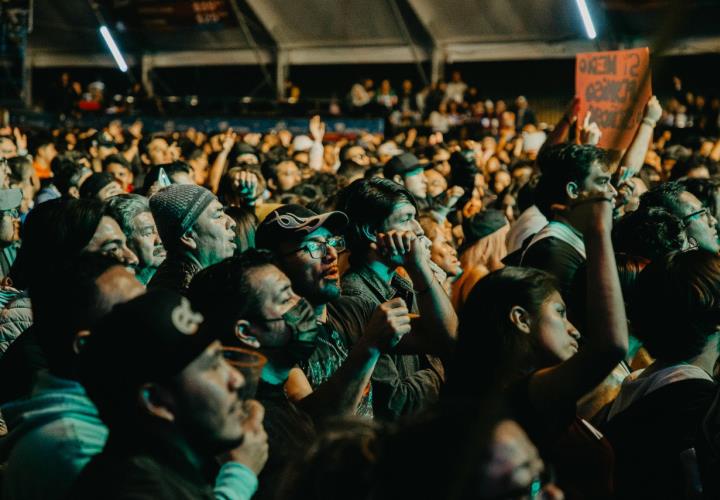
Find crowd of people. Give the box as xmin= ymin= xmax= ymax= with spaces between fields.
xmin=0 ymin=78 xmax=720 ymax=499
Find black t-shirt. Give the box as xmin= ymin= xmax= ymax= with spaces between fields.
xmin=254 ymin=380 xmax=316 ymax=500
xmin=521 ymin=236 xmax=585 ymax=299
xmin=603 ymin=379 xmax=716 ymax=500
xmin=300 ymin=296 xmax=375 ymax=417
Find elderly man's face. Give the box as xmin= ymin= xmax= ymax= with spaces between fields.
xmin=129 ymin=211 xmax=166 ymax=271
xmin=188 ymin=200 xmax=237 ymax=267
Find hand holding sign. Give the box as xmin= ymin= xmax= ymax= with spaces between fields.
xmin=576 ymin=47 xmax=652 ymax=151
xmin=581 ymin=112 xmax=603 ymax=146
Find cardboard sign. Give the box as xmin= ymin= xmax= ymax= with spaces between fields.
xmin=576 ymin=47 xmax=651 ymax=151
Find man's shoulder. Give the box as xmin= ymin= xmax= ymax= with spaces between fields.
xmin=524 ymin=236 xmax=584 ymax=264
xmin=327 ymin=295 xmax=375 ymax=343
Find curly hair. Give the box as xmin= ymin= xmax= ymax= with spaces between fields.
xmin=612 ymin=207 xmax=688 ymax=261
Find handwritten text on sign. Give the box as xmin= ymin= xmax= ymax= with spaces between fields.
xmin=576 ymin=47 xmax=651 ymax=151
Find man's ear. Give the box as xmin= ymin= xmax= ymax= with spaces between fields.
xmin=509 ymin=305 xmax=532 ymax=334
xmin=235 ymin=320 xmax=261 ymax=349
xmin=392 ymin=174 xmax=404 ymax=186
xmin=360 ymin=224 xmax=377 ymax=243
xmin=180 ymin=230 xmax=197 ymax=250
xmin=67 ymin=186 xmax=80 ymax=199
xmin=138 ymin=383 xmax=176 ymax=422
xmin=566 ymin=181 xmax=579 ymax=200
xmin=267 ymin=178 xmax=277 ymax=191
xmin=73 ymin=330 xmax=91 ymax=354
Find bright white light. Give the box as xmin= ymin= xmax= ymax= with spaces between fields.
xmin=575 ymin=0 xmax=597 ymax=40
xmin=99 ymin=25 xmax=128 ymax=72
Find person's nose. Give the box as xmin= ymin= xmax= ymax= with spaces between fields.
xmin=567 ymin=320 xmax=581 ymax=340
xmin=122 ymin=245 xmax=139 ymax=267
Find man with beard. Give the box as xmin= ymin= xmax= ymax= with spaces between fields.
xmin=254 ymin=205 xmax=413 ymax=417
xmin=106 ymin=194 xmax=167 ymax=285
xmin=71 ymin=289 xmax=268 ymax=499
xmin=148 ymin=184 xmax=236 ymax=294
xmin=188 ymin=249 xmax=409 ymax=498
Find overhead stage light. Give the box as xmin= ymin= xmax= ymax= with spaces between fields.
xmin=99 ymin=25 xmax=128 ymax=72
xmin=575 ymin=0 xmax=597 ymax=40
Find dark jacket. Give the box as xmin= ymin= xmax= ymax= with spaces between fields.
xmin=147 ymin=252 xmax=202 ymax=295
xmin=341 ymin=264 xmax=443 ymax=420
xmin=70 ymin=423 xmax=257 ymax=500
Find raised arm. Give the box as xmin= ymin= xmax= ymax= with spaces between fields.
xmin=208 ymin=129 xmax=237 ymax=194
xmin=618 ymin=96 xmax=662 ymax=179
xmin=373 ymin=231 xmax=458 ymax=357
xmin=529 ymin=193 xmax=628 ymax=411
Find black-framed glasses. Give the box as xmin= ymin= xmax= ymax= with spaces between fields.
xmin=284 ymin=236 xmax=345 ymax=259
xmin=682 ymin=208 xmax=710 ymax=225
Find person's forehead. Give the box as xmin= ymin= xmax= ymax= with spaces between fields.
xmin=107 ymin=162 xmax=129 ymax=171
xmin=390 ymin=201 xmax=416 ymax=218
xmin=96 ymin=216 xmax=125 ymax=238
xmin=252 ymin=264 xmax=291 ymax=300
xmin=302 ymin=226 xmax=333 ymax=243
xmin=149 ymin=138 xmax=168 ymax=150
xmin=132 ymin=210 xmax=155 ymax=227
xmin=278 ymin=161 xmax=298 ymax=171
xmin=680 ymin=190 xmax=702 ymax=210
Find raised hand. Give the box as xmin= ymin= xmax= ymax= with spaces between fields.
xmin=363 ymin=298 xmax=412 ymax=351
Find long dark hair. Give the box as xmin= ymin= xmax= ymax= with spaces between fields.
xmin=446 ymin=266 xmax=559 ymax=399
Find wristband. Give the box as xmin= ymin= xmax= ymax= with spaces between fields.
xmin=642 ymin=117 xmax=657 ymax=127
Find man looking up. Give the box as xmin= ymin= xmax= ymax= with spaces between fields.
xmin=255 ymin=204 xmax=413 ymax=417
xmin=339 ymin=178 xmax=458 ymax=419
xmin=640 ymin=181 xmax=720 ymax=254
xmin=149 ymin=184 xmax=236 ymax=294
xmin=72 ymin=289 xmax=268 ymax=499
xmin=188 ymin=249 xmax=409 ymax=497
xmin=106 ymin=194 xmax=167 ymax=285
xmin=520 ymin=143 xmax=617 ymax=298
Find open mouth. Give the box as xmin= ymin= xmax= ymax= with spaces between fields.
xmin=322 ymin=267 xmax=340 ymax=280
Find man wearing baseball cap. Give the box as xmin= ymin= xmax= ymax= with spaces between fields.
xmin=0 ymin=188 xmax=22 ymax=279
xmin=72 ymin=289 xmax=267 ymax=499
xmin=148 ymin=184 xmax=236 ymax=294
xmin=255 ymin=204 xmax=412 ymax=418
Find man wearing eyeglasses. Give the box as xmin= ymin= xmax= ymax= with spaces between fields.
xmin=0 ymin=188 xmax=22 ymax=280
xmin=640 ymin=181 xmax=720 ymax=255
xmin=256 ymin=204 xmax=412 ymax=418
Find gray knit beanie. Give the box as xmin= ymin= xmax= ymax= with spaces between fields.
xmin=150 ymin=184 xmax=216 ymax=247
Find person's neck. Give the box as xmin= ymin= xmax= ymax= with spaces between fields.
xmin=180 ymin=249 xmax=204 ymax=269
xmin=261 ymin=360 xmax=292 ymax=385
xmin=686 ymin=333 xmax=720 ymax=376
xmin=135 ymin=266 xmax=158 ymax=286
xmin=315 ymin=303 xmax=327 ymax=323
xmin=367 ymin=259 xmax=396 ymax=284
xmin=552 ymin=213 xmax=583 ymax=239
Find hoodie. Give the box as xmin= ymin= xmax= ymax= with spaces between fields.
xmin=0 ymin=370 xmax=107 ymax=500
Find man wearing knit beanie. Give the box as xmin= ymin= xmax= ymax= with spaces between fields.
xmin=148 ymin=184 xmax=236 ymax=294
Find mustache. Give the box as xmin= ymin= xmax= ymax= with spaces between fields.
xmin=152 ymin=245 xmax=166 ymax=256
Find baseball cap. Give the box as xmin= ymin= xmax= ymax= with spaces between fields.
xmin=384 ymin=152 xmax=424 ymax=179
xmin=256 ymin=204 xmax=348 ymax=252
xmin=80 ymin=289 xmax=214 ymax=395
xmin=0 ymin=188 xmax=22 ymax=211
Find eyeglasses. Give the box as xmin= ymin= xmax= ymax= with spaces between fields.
xmin=284 ymin=236 xmax=345 ymax=259
xmin=682 ymin=208 xmax=711 ymax=225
